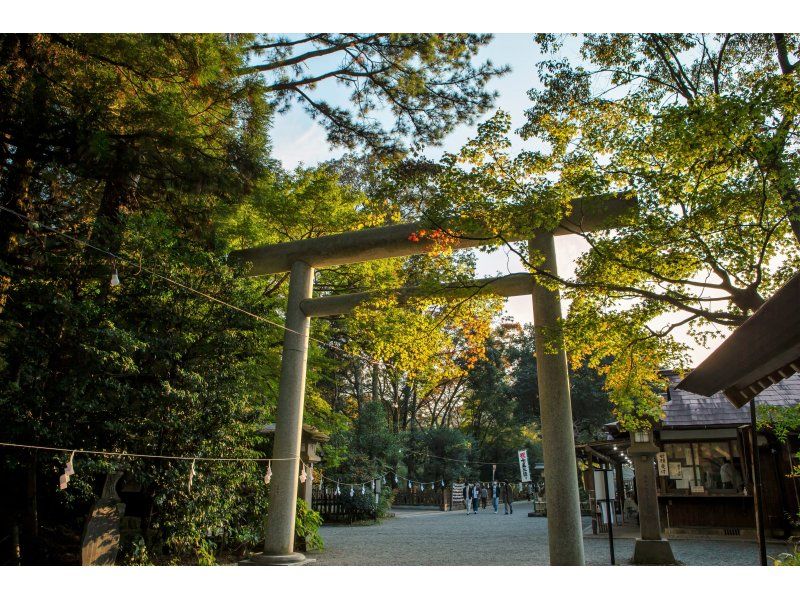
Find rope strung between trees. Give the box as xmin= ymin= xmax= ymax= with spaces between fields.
xmin=405 ymin=448 xmax=519 ymax=467
xmin=0 ymin=441 xmax=297 ymax=462
xmin=0 ymin=441 xmax=528 ymax=491
xmin=0 ymin=204 xmax=392 ymax=370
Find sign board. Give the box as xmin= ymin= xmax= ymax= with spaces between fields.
xmin=656 ymin=452 xmax=669 ymax=476
xmin=668 ymin=462 xmax=682 ymax=479
xmin=451 ymin=483 xmax=465 ymax=503
xmin=592 ymin=469 xmax=616 ymax=524
xmin=518 ymin=449 xmax=532 ymax=482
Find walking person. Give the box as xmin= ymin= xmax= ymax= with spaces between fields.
xmin=463 ymin=481 xmax=470 ymax=515
xmin=480 ymin=484 xmax=488 ymax=510
xmin=491 ymin=481 xmax=501 ymax=514
xmin=502 ymin=480 xmax=514 ymax=515
xmin=471 ymin=481 xmax=480 ymax=514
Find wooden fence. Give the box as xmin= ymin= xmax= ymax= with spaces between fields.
xmin=311 ymin=488 xmax=377 ymax=524
xmin=393 ymin=487 xmax=449 ymax=508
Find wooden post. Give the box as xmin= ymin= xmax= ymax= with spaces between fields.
xmin=750 ymin=398 xmax=768 ymax=566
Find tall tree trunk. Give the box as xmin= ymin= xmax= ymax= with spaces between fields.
xmin=371 ymin=363 xmax=380 ymax=403
xmin=81 ymin=156 xmax=140 ymax=286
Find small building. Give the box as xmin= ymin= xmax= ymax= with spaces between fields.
xmin=676 ymin=270 xmax=800 ymax=562
xmin=595 ymin=371 xmax=800 ymax=538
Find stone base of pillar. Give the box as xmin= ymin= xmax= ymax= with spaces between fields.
xmin=239 ymin=552 xmax=312 ymax=566
xmin=632 ymin=539 xmax=677 ymax=565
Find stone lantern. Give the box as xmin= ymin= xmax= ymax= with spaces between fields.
xmin=628 ymin=426 xmax=676 ymax=565
xmin=262 ymin=423 xmax=329 ymax=504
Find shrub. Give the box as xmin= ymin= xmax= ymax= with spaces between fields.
xmin=295 ymin=498 xmax=324 ymax=552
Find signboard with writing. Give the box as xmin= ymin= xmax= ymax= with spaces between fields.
xmin=668 ymin=462 xmax=683 ymax=479
xmin=656 ymin=452 xmax=669 ymax=476
xmin=451 ymin=483 xmax=465 ymax=502
xmin=518 ymin=449 xmax=531 ymax=482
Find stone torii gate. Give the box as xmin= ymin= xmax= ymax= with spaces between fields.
xmin=230 ymin=195 xmax=633 ymax=565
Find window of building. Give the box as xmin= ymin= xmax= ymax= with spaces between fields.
xmin=660 ymin=440 xmax=745 ymax=495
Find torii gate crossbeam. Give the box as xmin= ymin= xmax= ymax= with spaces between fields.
xmin=230 ymin=194 xmax=634 ymax=565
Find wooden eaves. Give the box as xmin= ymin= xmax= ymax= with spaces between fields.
xmin=677 ymin=270 xmax=800 ymax=408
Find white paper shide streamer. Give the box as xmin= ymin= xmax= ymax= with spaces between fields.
xmin=264 ymin=461 xmax=272 ymax=486
xmin=58 ymin=451 xmax=76 ymax=490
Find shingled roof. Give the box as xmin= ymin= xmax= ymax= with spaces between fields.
xmin=661 ymin=370 xmax=800 ymax=429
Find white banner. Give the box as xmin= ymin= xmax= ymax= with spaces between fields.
xmin=518 ymin=449 xmax=531 ymax=482
xmin=451 ymin=483 xmax=465 ymax=502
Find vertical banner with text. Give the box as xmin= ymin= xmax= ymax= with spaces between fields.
xmin=518 ymin=449 xmax=531 ymax=482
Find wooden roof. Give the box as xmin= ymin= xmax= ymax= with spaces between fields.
xmin=601 ymin=370 xmax=800 ymax=434
xmin=677 ymin=271 xmax=800 ymax=407
xmin=261 ymin=423 xmax=329 ymax=442
xmin=664 ymin=372 xmax=800 ymax=428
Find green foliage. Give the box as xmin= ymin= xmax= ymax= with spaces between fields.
xmin=758 ymin=403 xmax=800 ymax=444
xmin=382 ymin=34 xmax=800 ymax=428
xmin=335 ymin=488 xmax=381 ymax=521
xmin=412 ymin=427 xmax=474 ymax=482
xmin=375 ymin=485 xmax=395 ymax=519
xmin=295 ymin=498 xmax=324 ymax=552
xmin=757 ymin=403 xmax=800 ymax=525
xmin=772 ymin=546 xmax=800 ymax=566
xmin=120 ymin=536 xmax=154 ymax=566
xmin=247 ymin=34 xmax=508 ymax=156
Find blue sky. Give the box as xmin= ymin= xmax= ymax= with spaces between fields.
xmin=268 ymin=34 xmax=721 ymax=366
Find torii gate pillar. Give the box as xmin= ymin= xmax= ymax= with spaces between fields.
xmin=529 ymin=232 xmax=584 ymax=565
xmin=246 ymin=260 xmax=314 ymax=565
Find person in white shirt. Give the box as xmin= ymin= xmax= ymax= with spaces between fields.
xmin=471 ymin=482 xmax=480 ymax=514
xmin=720 ymin=459 xmax=742 ymax=490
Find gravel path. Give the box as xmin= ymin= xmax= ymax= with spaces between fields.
xmin=308 ymin=502 xmax=782 ymax=566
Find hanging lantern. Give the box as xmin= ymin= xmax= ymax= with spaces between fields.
xmin=264 ymin=461 xmax=272 ymax=486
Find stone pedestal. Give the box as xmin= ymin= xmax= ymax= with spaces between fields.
xmin=239 ymin=552 xmax=311 ymax=566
